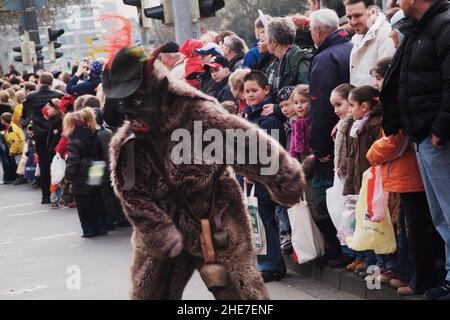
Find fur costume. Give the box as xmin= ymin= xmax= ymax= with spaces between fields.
xmin=104 ymin=45 xmax=305 ymax=300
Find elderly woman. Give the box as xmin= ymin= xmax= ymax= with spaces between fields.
xmin=262 ymin=17 xmax=313 ymax=121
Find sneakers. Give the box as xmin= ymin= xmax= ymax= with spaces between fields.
xmin=261 ymin=270 xmax=286 ymax=283
xmin=424 ymin=281 xmax=450 ymax=300
xmin=51 ymin=201 xmax=63 ymax=209
xmin=280 ymin=233 xmax=292 ymax=252
xmin=328 ymin=254 xmax=355 ymax=269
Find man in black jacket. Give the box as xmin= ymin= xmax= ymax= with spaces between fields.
xmin=380 ymin=0 xmax=450 ymax=300
xmin=23 ymin=72 xmax=63 ymax=204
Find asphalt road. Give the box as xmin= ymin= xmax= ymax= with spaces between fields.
xmin=0 ymin=182 xmax=359 ymax=300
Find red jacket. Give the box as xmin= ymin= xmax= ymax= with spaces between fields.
xmin=179 ymin=39 xmax=204 ymax=78
xmin=55 ymin=135 xmax=69 ymax=159
xmin=366 ymin=130 xmax=424 ymax=193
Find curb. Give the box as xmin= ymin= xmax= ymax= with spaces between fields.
xmin=284 ymin=255 xmax=424 ymax=300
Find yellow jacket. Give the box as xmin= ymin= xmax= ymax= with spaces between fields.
xmin=12 ymin=103 xmax=23 ymax=127
xmin=4 ymin=123 xmax=25 ymax=156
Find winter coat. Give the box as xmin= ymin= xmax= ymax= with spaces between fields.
xmin=199 ymin=70 xmax=218 ymax=97
xmin=66 ymin=75 xmax=101 ymax=97
xmin=366 ymin=130 xmax=424 ymax=193
xmin=12 ymin=103 xmax=23 ymax=127
xmin=214 ymin=76 xmax=235 ymax=103
xmin=343 ymin=110 xmax=382 ymax=195
xmin=266 ymin=44 xmax=313 ymax=122
xmin=46 ymin=114 xmax=63 ymax=159
xmin=4 ymin=123 xmax=25 ymax=156
xmin=309 ymin=30 xmax=353 ymax=159
xmin=65 ymin=126 xmax=103 ymax=195
xmin=242 ymin=98 xmax=287 ymax=202
xmin=334 ymin=114 xmax=354 ymax=179
xmin=22 ymin=86 xmax=63 ymax=141
xmin=350 ymin=13 xmax=396 ymax=86
xmin=254 ymin=53 xmax=275 ymax=73
xmin=0 ymin=103 xmax=12 ymax=131
xmin=55 ymin=135 xmax=69 ymax=159
xmin=381 ymin=0 xmax=450 ymax=143
xmin=243 ymin=46 xmax=261 ymax=70
xmin=179 ymin=39 xmax=204 ymax=79
xmin=228 ymin=53 xmax=245 ymax=72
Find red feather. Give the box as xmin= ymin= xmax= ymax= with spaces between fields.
xmin=100 ymin=14 xmax=133 ymax=69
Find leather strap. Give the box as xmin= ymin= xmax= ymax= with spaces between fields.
xmin=200 ymin=219 xmax=216 ymax=263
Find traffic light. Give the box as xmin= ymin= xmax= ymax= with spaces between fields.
xmin=122 ymin=0 xmax=141 ymax=5
xmin=12 ymin=31 xmax=37 ymax=65
xmin=197 ymin=0 xmax=225 ymax=18
xmin=47 ymin=27 xmax=65 ymax=62
xmin=143 ymin=0 xmax=174 ymax=24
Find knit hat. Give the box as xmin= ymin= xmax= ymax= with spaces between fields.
xmin=89 ymin=60 xmax=104 ymax=75
xmin=277 ymin=86 xmax=295 ymax=103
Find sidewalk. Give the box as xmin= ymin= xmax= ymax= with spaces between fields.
xmin=284 ymin=255 xmax=424 ymax=300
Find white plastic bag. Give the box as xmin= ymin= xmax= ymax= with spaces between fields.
xmin=244 ymin=183 xmax=267 ymax=256
xmin=288 ymin=193 xmax=325 ymax=264
xmin=50 ymin=153 xmax=66 ymax=185
xmin=326 ymin=173 xmax=346 ymax=230
xmin=337 ymin=195 xmax=358 ymax=245
xmin=35 ymin=163 xmax=40 ymax=177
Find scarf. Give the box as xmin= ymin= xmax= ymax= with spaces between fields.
xmin=350 ymin=110 xmax=375 ymax=138
xmin=290 ymin=117 xmax=311 ymax=158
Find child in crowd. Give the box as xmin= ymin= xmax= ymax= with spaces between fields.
xmin=343 ymin=85 xmax=383 ymax=276
xmin=242 ymin=70 xmax=286 ymax=282
xmin=23 ymin=124 xmax=37 ymax=185
xmin=45 ymin=99 xmax=64 ymax=209
xmin=327 ymin=83 xmax=358 ymax=269
xmin=276 ymin=86 xmax=296 ymax=254
xmin=228 ymin=68 xmax=251 ymax=115
xmin=1 ymin=112 xmax=25 ymax=161
xmin=289 ymin=85 xmax=312 ymax=162
xmin=64 ymin=108 xmax=108 ymax=238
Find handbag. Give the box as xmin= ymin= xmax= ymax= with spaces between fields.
xmin=244 ymin=183 xmax=267 ymax=256
xmin=288 ymin=193 xmax=325 ymax=264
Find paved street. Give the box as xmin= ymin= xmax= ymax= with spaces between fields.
xmin=0 ymin=182 xmax=359 ymax=300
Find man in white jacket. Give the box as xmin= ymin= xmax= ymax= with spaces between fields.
xmin=346 ymin=0 xmax=395 ymax=86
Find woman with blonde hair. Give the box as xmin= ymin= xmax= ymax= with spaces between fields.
xmin=64 ymin=107 xmax=108 ymax=238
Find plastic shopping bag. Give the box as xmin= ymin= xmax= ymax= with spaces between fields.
xmin=288 ymin=193 xmax=325 ymax=264
xmin=346 ymin=168 xmax=397 ymax=254
xmin=244 ymin=183 xmax=267 ymax=256
xmin=50 ymin=153 xmax=66 ymax=185
xmin=366 ymin=166 xmax=388 ymax=222
xmin=336 ymin=195 xmax=358 ymax=245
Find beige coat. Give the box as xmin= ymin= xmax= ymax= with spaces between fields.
xmin=350 ymin=13 xmax=396 ymax=87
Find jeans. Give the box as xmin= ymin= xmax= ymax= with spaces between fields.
xmin=275 ymin=205 xmax=291 ymax=235
xmin=397 ymin=205 xmax=411 ymax=283
xmin=376 ymin=254 xmax=397 ymax=270
xmin=257 ymin=201 xmax=286 ymax=273
xmin=416 ymin=136 xmax=450 ymax=282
